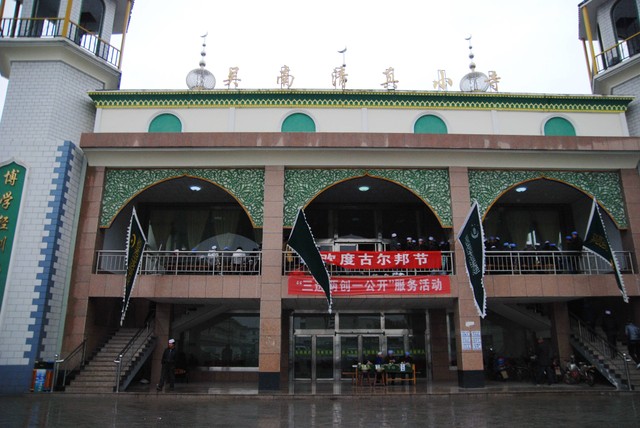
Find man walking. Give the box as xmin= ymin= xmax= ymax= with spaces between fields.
xmin=157 ymin=338 xmax=177 ymax=392
xmin=625 ymin=320 xmax=640 ymax=369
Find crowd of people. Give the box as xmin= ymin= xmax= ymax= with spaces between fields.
xmin=483 ymin=231 xmax=583 ymax=253
xmin=389 ymin=233 xmax=450 ymax=251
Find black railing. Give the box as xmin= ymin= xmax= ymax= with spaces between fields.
xmin=0 ymin=17 xmax=120 ymax=68
xmin=594 ymin=31 xmax=640 ymax=74
xmin=53 ymin=338 xmax=87 ymax=391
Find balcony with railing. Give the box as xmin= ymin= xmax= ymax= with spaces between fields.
xmin=0 ymin=17 xmax=121 ymax=68
xmin=94 ymin=249 xmax=634 ymax=277
xmin=593 ymin=31 xmax=640 ymax=75
xmin=485 ymin=250 xmax=634 ymax=275
xmin=96 ymin=250 xmax=262 ymax=276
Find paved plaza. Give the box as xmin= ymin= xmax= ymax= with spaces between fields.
xmin=3 ymin=381 xmax=640 ymax=427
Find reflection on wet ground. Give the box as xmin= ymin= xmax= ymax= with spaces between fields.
xmin=4 ymin=380 xmax=640 ymax=427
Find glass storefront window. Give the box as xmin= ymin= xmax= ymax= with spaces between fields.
xmin=339 ymin=314 xmax=381 ymax=330
xmin=184 ymin=314 xmax=259 ymax=368
xmin=293 ymin=314 xmax=333 ymax=330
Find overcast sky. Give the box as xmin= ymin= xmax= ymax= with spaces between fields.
xmin=0 ymin=0 xmax=591 ymax=118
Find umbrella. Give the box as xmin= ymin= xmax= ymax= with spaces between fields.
xmin=194 ymin=233 xmax=259 ymax=252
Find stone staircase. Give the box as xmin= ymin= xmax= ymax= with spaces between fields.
xmin=569 ymin=315 xmax=640 ymax=390
xmin=65 ymin=328 xmax=154 ymax=393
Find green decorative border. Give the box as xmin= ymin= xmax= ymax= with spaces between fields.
xmin=101 ymin=169 xmax=264 ymax=228
xmin=468 ymin=170 xmax=627 ymax=228
xmin=284 ymin=169 xmax=452 ymax=227
xmin=88 ymin=89 xmax=632 ymax=113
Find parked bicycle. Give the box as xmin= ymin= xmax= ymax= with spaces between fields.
xmin=563 ymin=355 xmax=596 ymax=386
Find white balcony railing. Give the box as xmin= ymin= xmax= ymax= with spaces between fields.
xmin=95 ymin=250 xmax=261 ymax=275
xmin=484 ymin=250 xmax=634 ymax=275
xmin=94 ymin=249 xmax=634 ymax=276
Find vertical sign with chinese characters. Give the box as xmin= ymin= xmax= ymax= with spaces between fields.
xmin=0 ymin=162 xmax=26 ymax=307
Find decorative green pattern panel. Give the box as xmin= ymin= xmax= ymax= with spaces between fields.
xmin=468 ymin=170 xmax=627 ymax=228
xmin=101 ymin=169 xmax=264 ymax=228
xmin=284 ymin=169 xmax=452 ymax=227
xmin=89 ymin=90 xmax=632 ymax=113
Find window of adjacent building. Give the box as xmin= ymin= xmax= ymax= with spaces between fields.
xmin=543 ymin=117 xmax=576 ymax=136
xmin=148 ymin=113 xmax=182 ymax=133
xmin=414 ymin=114 xmax=448 ymax=134
xmin=612 ymin=0 xmax=640 ymax=58
xmin=281 ymin=113 xmax=316 ymax=132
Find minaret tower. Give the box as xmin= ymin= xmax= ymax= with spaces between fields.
xmin=0 ymin=0 xmax=134 ymax=393
xmin=578 ymin=0 xmax=640 ymax=135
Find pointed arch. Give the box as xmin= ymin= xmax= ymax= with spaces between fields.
xmin=284 ymin=168 xmax=451 ymax=227
xmin=100 ymin=169 xmax=264 ymax=228
xmin=469 ymin=170 xmax=627 ymax=228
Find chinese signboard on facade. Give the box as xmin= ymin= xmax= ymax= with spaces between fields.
xmin=288 ymin=275 xmax=450 ymax=296
xmin=0 ymin=161 xmax=26 ymax=307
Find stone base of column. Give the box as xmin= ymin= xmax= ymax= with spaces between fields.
xmin=457 ymin=370 xmax=485 ymax=388
xmin=258 ymin=372 xmax=281 ymax=391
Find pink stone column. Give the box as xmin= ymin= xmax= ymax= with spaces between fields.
xmin=258 ymin=165 xmax=285 ymax=390
xmin=450 ymin=166 xmax=485 ymax=387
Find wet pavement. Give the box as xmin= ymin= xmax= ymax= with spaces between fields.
xmin=4 ymin=380 xmax=640 ymax=427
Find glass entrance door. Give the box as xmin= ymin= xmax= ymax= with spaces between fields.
xmin=293 ymin=335 xmax=334 ymax=380
xmin=316 ymin=336 xmax=334 ymax=379
xmin=338 ymin=335 xmax=382 ymax=379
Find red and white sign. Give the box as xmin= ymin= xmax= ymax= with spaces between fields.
xmin=320 ymin=251 xmax=442 ymax=270
xmin=288 ymin=275 xmax=450 ymax=296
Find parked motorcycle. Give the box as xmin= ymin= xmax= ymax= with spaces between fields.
xmin=563 ymin=355 xmax=596 ymax=386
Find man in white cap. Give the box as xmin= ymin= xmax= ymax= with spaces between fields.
xmin=157 ymin=338 xmax=177 ymax=392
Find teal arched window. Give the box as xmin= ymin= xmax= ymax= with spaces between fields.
xmin=414 ymin=115 xmax=447 ymax=134
xmin=281 ymin=113 xmax=316 ymax=132
xmin=544 ymin=117 xmax=576 ymax=136
xmin=149 ymin=114 xmax=182 ymax=133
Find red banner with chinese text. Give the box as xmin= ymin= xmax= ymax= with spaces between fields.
xmin=320 ymin=251 xmax=442 ymax=270
xmin=288 ymin=275 xmax=450 ymax=296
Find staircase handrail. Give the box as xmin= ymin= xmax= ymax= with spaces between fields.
xmin=569 ymin=312 xmax=624 ymax=360
xmin=53 ymin=338 xmax=87 ymax=391
xmin=114 ymin=311 xmax=156 ymax=392
xmin=569 ymin=312 xmax=634 ymax=390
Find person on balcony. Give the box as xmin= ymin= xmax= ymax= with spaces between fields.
xmin=207 ymin=245 xmax=218 ymax=273
xmin=232 ymin=246 xmax=246 ymax=272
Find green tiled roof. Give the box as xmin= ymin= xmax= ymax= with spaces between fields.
xmin=88 ymin=89 xmax=632 ymax=113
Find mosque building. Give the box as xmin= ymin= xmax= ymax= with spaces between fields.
xmin=0 ymin=0 xmax=639 ymax=394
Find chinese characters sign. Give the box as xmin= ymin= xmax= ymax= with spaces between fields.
xmin=0 ymin=162 xmax=26 ymax=307
xmin=321 ymin=251 xmax=442 ymax=270
xmin=288 ymin=275 xmax=450 ymax=296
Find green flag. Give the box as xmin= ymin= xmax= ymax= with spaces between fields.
xmin=457 ymin=201 xmax=486 ymax=318
xmin=288 ymin=208 xmax=332 ymax=312
xmin=122 ymin=207 xmax=147 ymax=325
xmin=583 ymin=199 xmax=628 ymax=303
